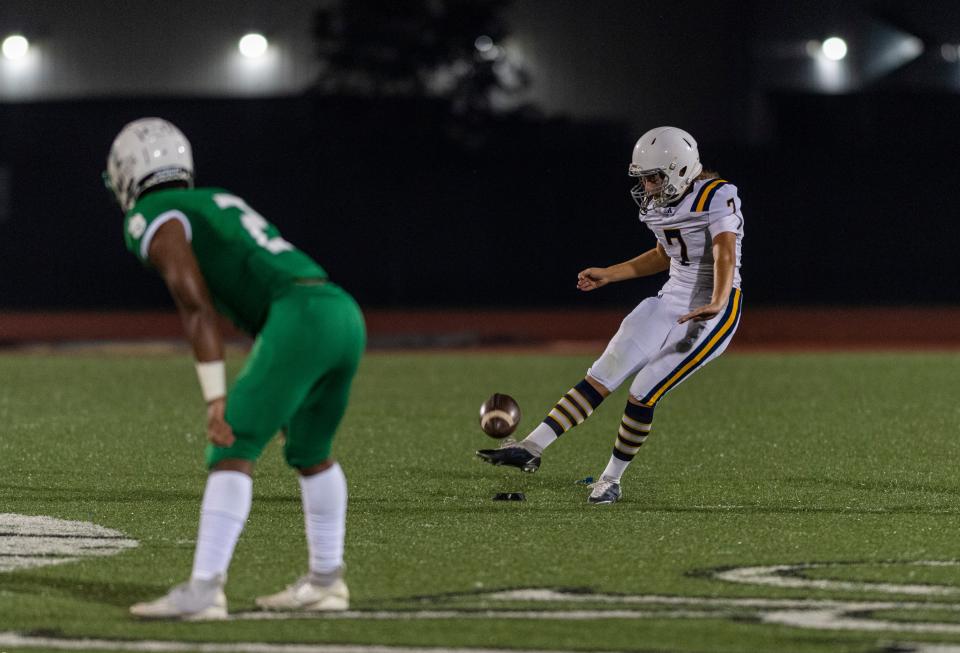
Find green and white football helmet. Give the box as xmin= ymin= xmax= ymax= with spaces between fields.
xmin=105 ymin=117 xmax=194 ymax=211
xmin=628 ymin=126 xmax=702 ymax=214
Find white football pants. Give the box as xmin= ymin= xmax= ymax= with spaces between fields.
xmin=587 ymin=282 xmax=743 ymax=405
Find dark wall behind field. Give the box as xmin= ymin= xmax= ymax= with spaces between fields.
xmin=0 ymin=94 xmax=948 ymax=309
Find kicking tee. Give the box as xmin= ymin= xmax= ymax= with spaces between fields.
xmin=123 ymin=187 xmax=327 ymax=335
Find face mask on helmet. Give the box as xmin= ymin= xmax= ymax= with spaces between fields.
xmin=627 ymin=126 xmax=702 ymax=215
xmin=105 ymin=118 xmax=194 ymax=212
xmin=629 ymin=169 xmax=676 ymax=214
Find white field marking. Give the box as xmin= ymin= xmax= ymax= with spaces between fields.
xmin=714 ymin=561 xmax=960 ymax=596
xmin=229 ymin=609 xmax=736 ymax=621
xmin=763 ymin=607 xmax=960 ymax=634
xmin=484 ymin=588 xmax=855 ymax=609
xmin=0 ymin=513 xmax=138 ymax=572
xmin=223 ymin=559 xmax=960 ymax=640
xmin=6 ymin=634 xmax=955 ymax=653
xmin=12 ymin=562 xmax=960 ymax=648
xmin=0 ymin=634 xmax=621 ymax=653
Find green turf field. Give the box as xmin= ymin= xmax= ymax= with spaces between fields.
xmin=2 ymin=350 xmax=960 ymax=653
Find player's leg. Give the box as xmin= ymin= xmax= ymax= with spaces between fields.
xmin=131 ymin=294 xmax=333 ymax=620
xmin=129 ymin=464 xmax=249 ymax=620
xmin=256 ymin=370 xmax=356 ymax=611
xmin=589 ymin=288 xmax=743 ymax=505
xmin=256 ymin=286 xmax=364 ymax=612
xmin=129 ymin=456 xmax=252 ymax=619
xmin=477 ymin=296 xmax=674 ymax=472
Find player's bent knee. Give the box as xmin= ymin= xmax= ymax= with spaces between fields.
xmin=297 ymin=459 xmax=335 ymax=476
xmin=585 ymin=375 xmax=612 ymax=397
xmin=284 ymin=437 xmax=335 ymax=471
xmin=627 ymin=394 xmax=656 ymax=408
xmin=211 ymin=458 xmax=254 ymax=476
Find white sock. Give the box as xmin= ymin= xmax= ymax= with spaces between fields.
xmin=300 ymin=463 xmax=347 ymax=576
xmin=600 ymin=456 xmax=631 ymax=483
xmin=523 ymin=423 xmax=559 ymax=454
xmin=191 ymin=470 xmax=253 ymax=582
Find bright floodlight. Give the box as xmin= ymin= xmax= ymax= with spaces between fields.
xmin=238 ymin=33 xmax=268 ymax=59
xmin=822 ymin=37 xmax=847 ymax=62
xmin=2 ymin=34 xmax=29 ymax=61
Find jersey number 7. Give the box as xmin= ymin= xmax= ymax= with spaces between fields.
xmin=663 ymin=229 xmax=690 ymax=266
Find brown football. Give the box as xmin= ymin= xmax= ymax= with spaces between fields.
xmin=479 ymin=393 xmax=522 ymax=438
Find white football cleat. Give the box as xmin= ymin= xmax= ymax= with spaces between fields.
xmin=256 ymin=575 xmax=349 ymax=611
xmin=129 ymin=575 xmax=227 ymax=620
xmin=587 ymin=478 xmax=623 ymax=505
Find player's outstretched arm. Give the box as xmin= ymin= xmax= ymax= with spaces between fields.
xmin=577 ymin=244 xmax=670 ymax=291
xmin=148 ymin=220 xmax=235 ymax=447
xmin=678 ymin=232 xmax=736 ymax=323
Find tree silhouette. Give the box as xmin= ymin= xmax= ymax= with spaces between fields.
xmin=312 ymin=0 xmax=528 ymax=115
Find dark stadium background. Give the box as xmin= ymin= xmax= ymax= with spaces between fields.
xmin=0 ymin=0 xmax=956 ymax=343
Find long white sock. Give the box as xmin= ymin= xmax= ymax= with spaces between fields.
xmin=300 ymin=463 xmax=347 ymax=576
xmin=191 ymin=470 xmax=253 ymax=582
xmin=522 ymin=423 xmax=559 ymax=453
xmin=600 ymin=456 xmax=631 ymax=483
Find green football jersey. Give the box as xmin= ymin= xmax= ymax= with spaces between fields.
xmin=123 ymin=187 xmax=327 ymax=334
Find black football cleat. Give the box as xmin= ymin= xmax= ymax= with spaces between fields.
xmin=476 ymin=442 xmax=541 ymax=473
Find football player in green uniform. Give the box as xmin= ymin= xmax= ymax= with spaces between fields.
xmin=106 ymin=118 xmax=365 ymax=620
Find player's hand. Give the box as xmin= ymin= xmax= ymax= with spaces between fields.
xmin=678 ymin=302 xmax=724 ymax=324
xmin=577 ymin=267 xmax=611 ymax=291
xmin=205 ymin=397 xmax=236 ymax=447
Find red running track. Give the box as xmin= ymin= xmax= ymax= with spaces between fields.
xmin=1 ymin=308 xmax=959 ymax=350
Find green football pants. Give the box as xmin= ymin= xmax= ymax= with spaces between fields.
xmin=207 ymin=283 xmax=365 ymax=469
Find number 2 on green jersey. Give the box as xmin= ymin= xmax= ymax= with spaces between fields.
xmin=214 ymin=193 xmax=293 ymax=254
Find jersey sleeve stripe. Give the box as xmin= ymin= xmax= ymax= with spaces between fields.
xmin=693 ymin=179 xmax=727 ymax=212
xmin=140 ymin=210 xmax=192 ymax=261
xmin=639 ymin=288 xmax=743 ymax=406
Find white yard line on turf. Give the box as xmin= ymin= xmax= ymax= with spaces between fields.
xmin=0 ymin=635 xmax=620 ymax=653
xmin=715 ymin=562 xmax=960 ymax=596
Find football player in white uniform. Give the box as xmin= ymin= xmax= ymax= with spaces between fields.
xmin=477 ymin=126 xmax=744 ymax=505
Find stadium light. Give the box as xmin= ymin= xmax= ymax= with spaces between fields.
xmin=2 ymin=34 xmax=29 ymax=61
xmin=238 ymin=33 xmax=268 ymax=59
xmin=822 ymin=37 xmax=848 ymax=62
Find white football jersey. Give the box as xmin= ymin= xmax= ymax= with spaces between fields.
xmin=640 ymin=177 xmax=744 ymax=291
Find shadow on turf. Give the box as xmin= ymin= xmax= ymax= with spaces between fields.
xmin=0 ymin=482 xmax=302 ymax=505
xmin=1 ymin=573 xmax=163 ymax=606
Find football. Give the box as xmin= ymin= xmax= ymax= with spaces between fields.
xmin=479 ymin=393 xmax=522 ymax=438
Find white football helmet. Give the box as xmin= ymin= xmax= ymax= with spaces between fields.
xmin=105 ymin=117 xmax=193 ymax=211
xmin=628 ymin=126 xmax=702 ymax=213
